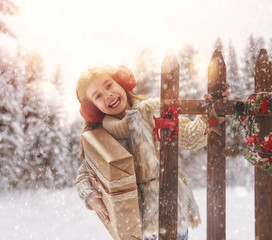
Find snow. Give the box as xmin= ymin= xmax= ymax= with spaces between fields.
xmin=191 ymin=187 xmax=254 ymax=240
xmin=0 ymin=187 xmax=254 ymax=240
xmin=0 ymin=188 xmax=112 ymax=240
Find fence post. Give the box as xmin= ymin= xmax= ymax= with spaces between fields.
xmin=254 ymin=49 xmax=272 ymax=240
xmin=159 ymin=49 xmax=179 ymax=240
xmin=207 ymin=49 xmax=226 ymax=240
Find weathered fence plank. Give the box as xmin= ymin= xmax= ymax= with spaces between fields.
xmin=158 ymin=47 xmax=272 ymax=240
xmin=162 ymin=99 xmax=236 ymax=115
xmin=254 ymin=49 xmax=272 ymax=240
xmin=162 ymin=99 xmax=270 ymax=116
xmin=207 ymin=49 xmax=226 ymax=240
xmin=159 ymin=49 xmax=179 ymax=240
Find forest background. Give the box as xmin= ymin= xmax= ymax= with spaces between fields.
xmin=1 ymin=0 xmax=271 ymax=193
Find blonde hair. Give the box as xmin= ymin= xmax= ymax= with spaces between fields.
xmin=76 ymin=64 xmax=115 ymax=102
xmin=76 ymin=64 xmax=147 ymax=105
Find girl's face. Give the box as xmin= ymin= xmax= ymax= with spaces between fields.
xmin=86 ymin=75 xmax=129 ymax=118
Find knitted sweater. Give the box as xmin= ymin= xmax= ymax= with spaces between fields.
xmin=76 ymin=97 xmax=207 ymax=237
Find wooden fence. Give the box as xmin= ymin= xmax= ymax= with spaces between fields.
xmin=159 ymin=48 xmax=272 ymax=240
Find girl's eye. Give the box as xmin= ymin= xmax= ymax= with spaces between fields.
xmin=106 ymin=83 xmax=112 ymax=89
xmin=95 ymin=93 xmax=102 ymax=100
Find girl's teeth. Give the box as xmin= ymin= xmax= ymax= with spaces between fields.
xmin=110 ymin=98 xmax=119 ymax=108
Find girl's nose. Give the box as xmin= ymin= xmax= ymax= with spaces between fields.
xmin=106 ymin=93 xmax=112 ymax=99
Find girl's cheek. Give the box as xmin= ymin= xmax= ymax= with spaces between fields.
xmin=94 ymin=101 xmax=103 ymax=111
xmin=98 ymin=102 xmax=104 ymax=111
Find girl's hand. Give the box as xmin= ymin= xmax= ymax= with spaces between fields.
xmin=86 ymin=191 xmax=110 ymax=224
xmin=203 ymin=83 xmax=230 ymax=100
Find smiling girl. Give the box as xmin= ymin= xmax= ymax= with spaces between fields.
xmin=85 ymin=74 xmax=132 ymax=119
xmin=75 ymin=64 xmax=229 ymax=240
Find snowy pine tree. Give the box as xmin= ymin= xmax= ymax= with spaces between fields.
xmin=227 ymin=41 xmax=240 ymax=100
xmin=49 ymin=64 xmax=80 ymax=187
xmin=240 ymin=35 xmax=265 ymax=99
xmin=178 ymin=44 xmax=203 ymax=99
xmin=22 ymin=82 xmax=55 ymax=188
xmin=0 ymin=1 xmax=25 ymax=189
xmin=20 ymin=51 xmax=76 ymax=189
xmin=133 ymin=48 xmax=160 ymax=96
xmin=0 ymin=47 xmax=26 ymax=190
xmin=1 ymin=42 xmax=78 ymax=190
xmin=67 ymin=117 xmax=83 ymax=180
xmin=51 ymin=64 xmax=66 ymax=120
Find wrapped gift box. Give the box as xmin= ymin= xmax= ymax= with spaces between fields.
xmin=82 ymin=128 xmax=143 ymax=240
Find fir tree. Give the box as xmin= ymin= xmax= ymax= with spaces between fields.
xmin=21 ymin=52 xmax=73 ymax=189
xmin=227 ymin=41 xmax=240 ymax=100
xmin=0 ymin=1 xmax=24 ymax=190
xmin=51 ymin=64 xmax=66 ymax=121
xmin=240 ymin=35 xmax=265 ymax=99
xmin=22 ymin=82 xmax=54 ymax=188
xmin=0 ymin=46 xmax=76 ymax=190
xmin=0 ymin=49 xmax=26 ymax=190
xmin=178 ymin=44 xmax=202 ymax=99
xmin=0 ymin=1 xmax=80 ymax=190
xmin=68 ymin=117 xmax=83 ymax=180
xmin=133 ymin=48 xmax=160 ymax=96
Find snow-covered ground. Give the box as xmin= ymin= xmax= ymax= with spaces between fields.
xmin=0 ymin=187 xmax=254 ymax=240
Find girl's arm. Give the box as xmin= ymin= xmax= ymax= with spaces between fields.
xmin=75 ymin=162 xmax=110 ymax=223
xmin=169 ymin=84 xmax=229 ymax=150
xmin=76 ymin=127 xmax=97 ymax=208
xmin=139 ymin=97 xmax=207 ymax=150
xmin=75 ymin=163 xmax=96 ymax=209
xmin=178 ymin=83 xmax=229 ymax=150
xmin=178 ymin=115 xmax=207 ymax=150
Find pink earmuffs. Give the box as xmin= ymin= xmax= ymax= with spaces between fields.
xmin=77 ymin=65 xmax=136 ymax=123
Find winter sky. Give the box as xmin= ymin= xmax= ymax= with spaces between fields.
xmin=6 ymin=0 xmax=272 ymax=119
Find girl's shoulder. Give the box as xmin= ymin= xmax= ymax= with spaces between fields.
xmin=132 ymin=97 xmax=160 ymax=113
xmin=131 ymin=97 xmax=160 ymax=124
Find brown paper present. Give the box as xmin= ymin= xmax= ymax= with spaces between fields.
xmin=82 ymin=128 xmax=143 ymax=240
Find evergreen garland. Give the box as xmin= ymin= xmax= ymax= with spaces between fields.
xmin=231 ymin=93 xmax=272 ymax=176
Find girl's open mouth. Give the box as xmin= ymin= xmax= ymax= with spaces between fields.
xmin=108 ymin=97 xmax=121 ymax=109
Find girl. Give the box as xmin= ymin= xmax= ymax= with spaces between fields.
xmin=75 ymin=64 xmax=229 ymax=240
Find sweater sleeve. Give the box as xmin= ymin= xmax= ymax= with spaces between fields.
xmin=134 ymin=97 xmax=207 ymax=150
xmin=178 ymin=115 xmax=207 ymax=150
xmin=75 ymin=162 xmax=95 ymax=210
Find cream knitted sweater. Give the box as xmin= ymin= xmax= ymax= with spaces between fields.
xmin=102 ymin=97 xmax=207 ymax=150
xmin=76 ymin=97 xmax=207 ymax=237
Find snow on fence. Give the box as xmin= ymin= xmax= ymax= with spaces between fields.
xmin=159 ymin=48 xmax=272 ymax=240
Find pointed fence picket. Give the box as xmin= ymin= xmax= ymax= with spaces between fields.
xmin=254 ymin=49 xmax=272 ymax=240
xmin=159 ymin=48 xmax=272 ymax=240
